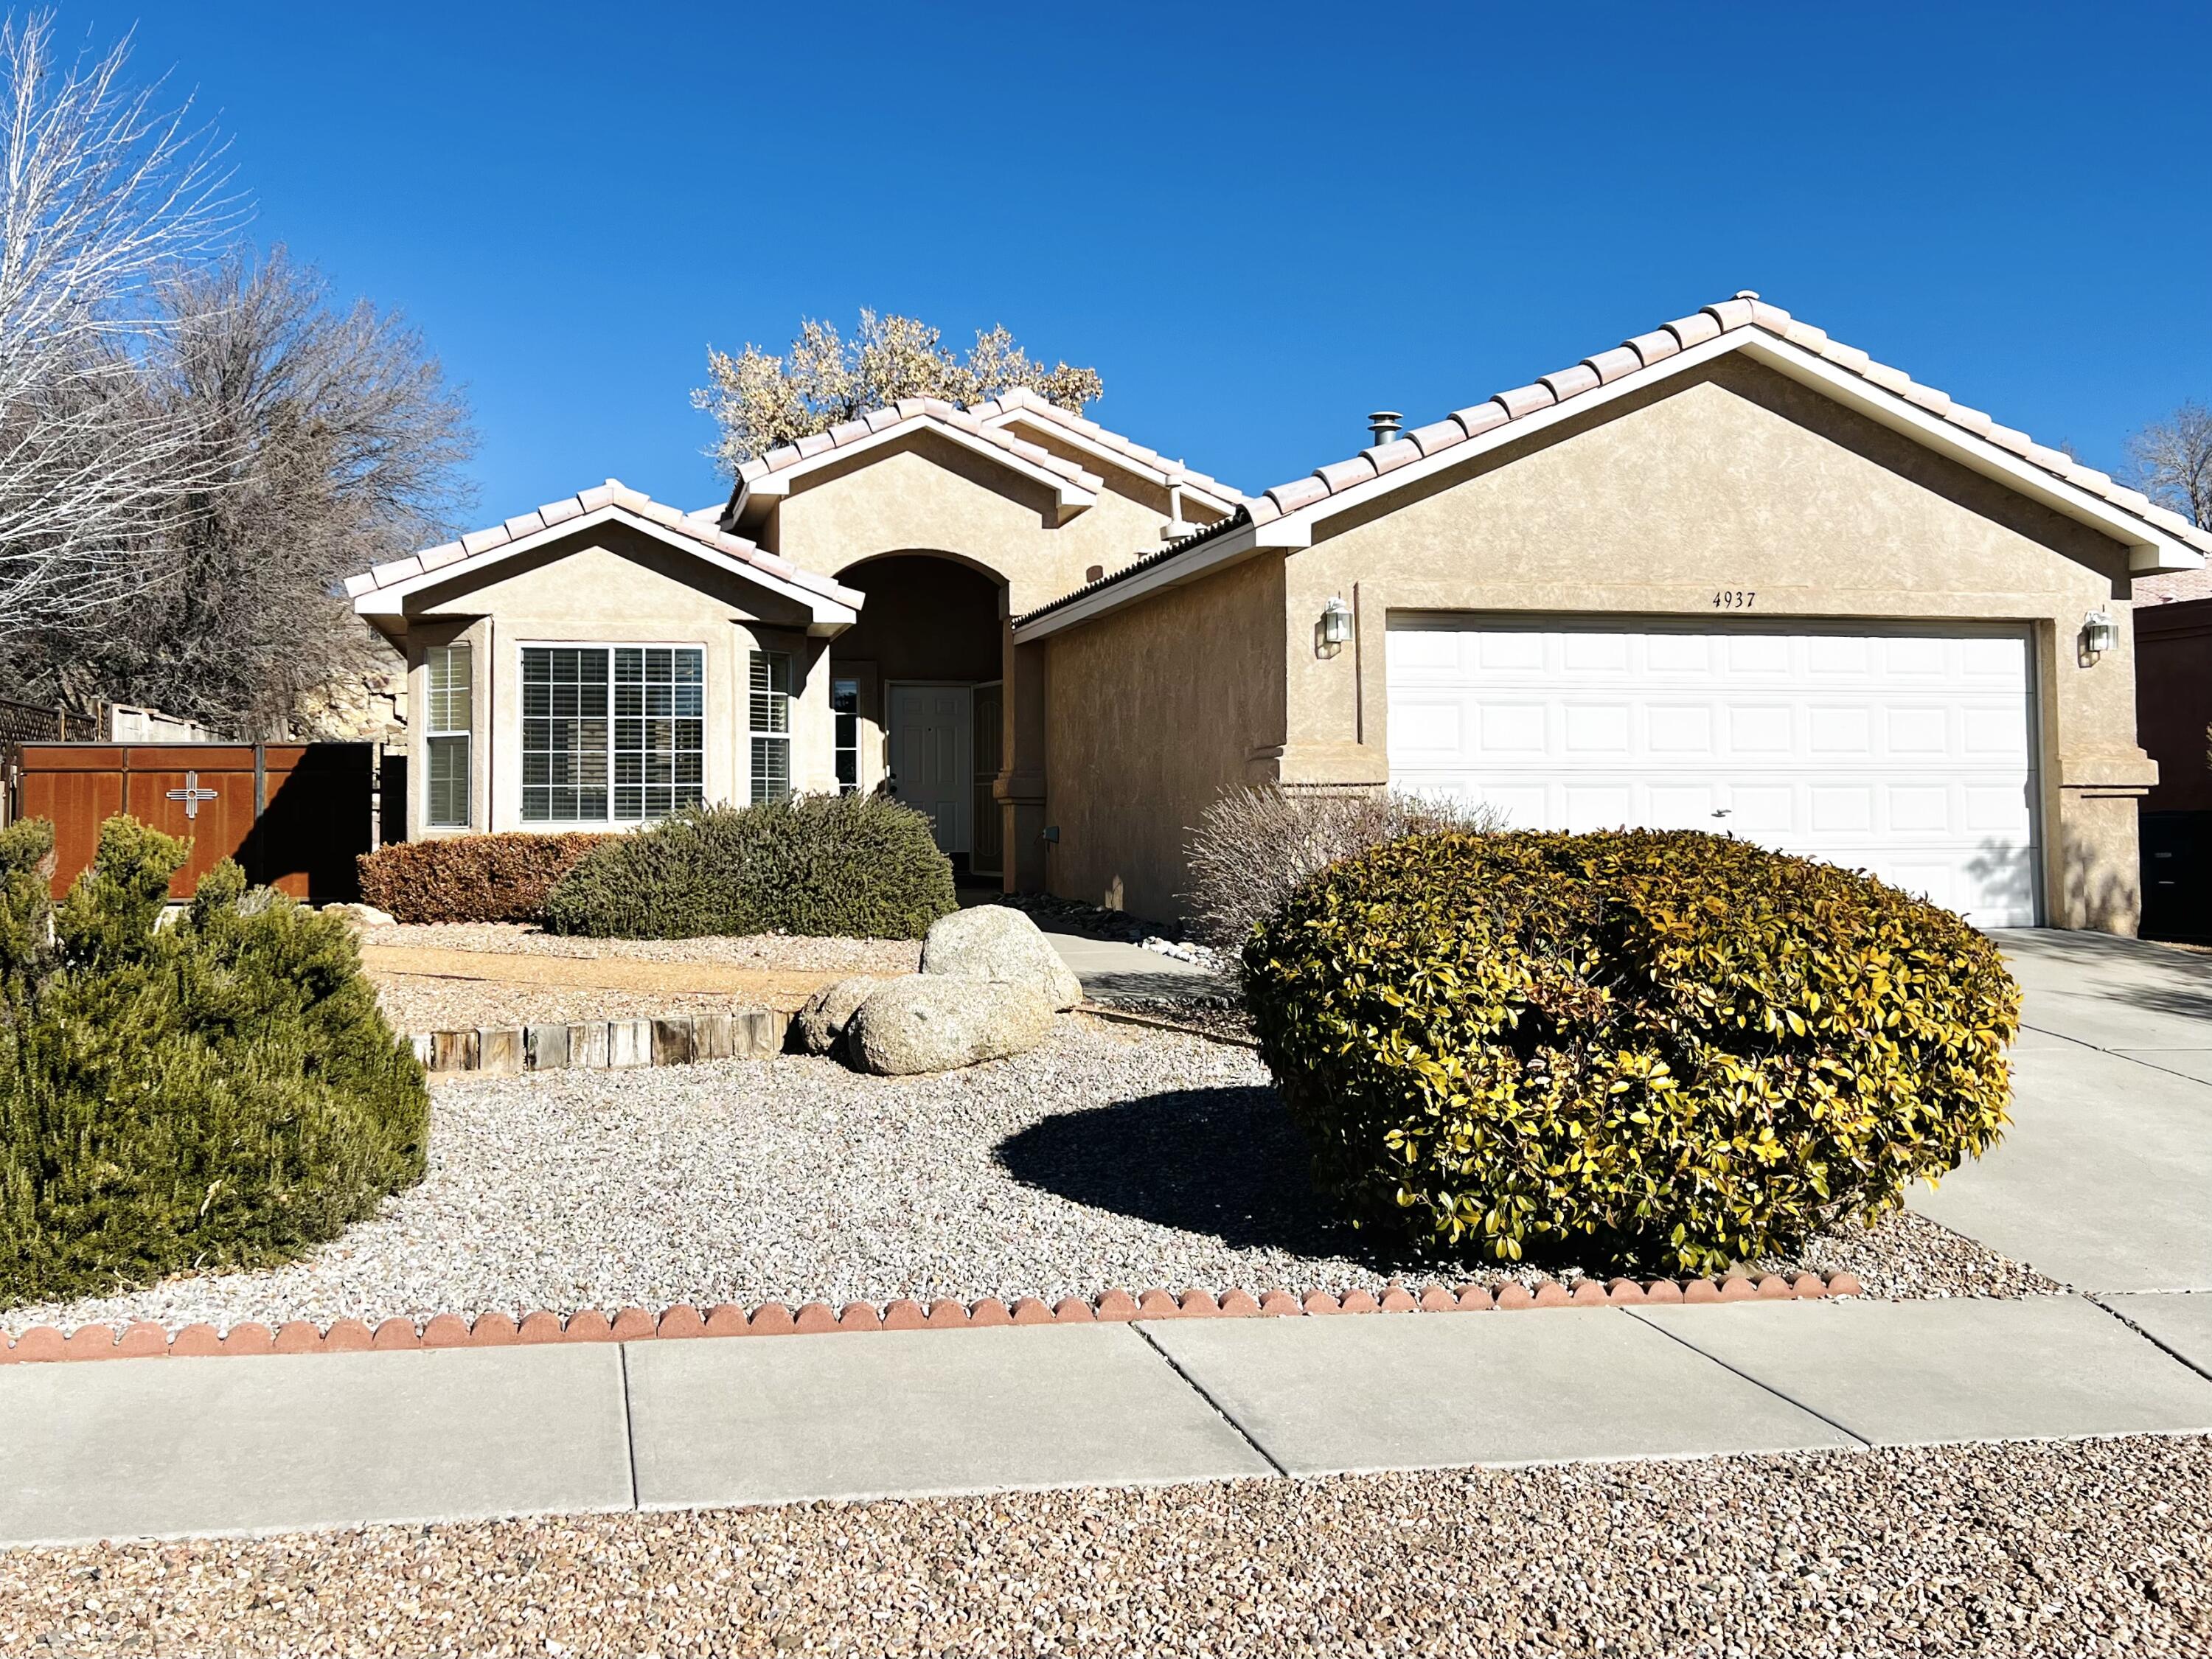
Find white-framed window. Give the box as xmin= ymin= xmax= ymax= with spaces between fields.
xmin=424 ymin=643 xmax=471 ymax=828
xmin=521 ymin=644 xmax=703 ymax=823
xmin=832 ymin=675 xmax=859 ymax=794
xmin=750 ymin=650 xmax=792 ymax=804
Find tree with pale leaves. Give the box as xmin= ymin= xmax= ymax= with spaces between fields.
xmin=2129 ymin=401 xmax=2212 ymax=529
xmin=695 ymin=310 xmax=1103 ymax=471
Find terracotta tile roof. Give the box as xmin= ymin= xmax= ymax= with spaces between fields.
xmin=344 ymin=479 xmax=862 ymax=608
xmin=735 ymin=397 xmax=1107 ymax=498
xmin=970 ymin=386 xmax=1248 ymax=510
xmin=1243 ymin=291 xmax=2212 ymax=557
xmin=1010 ymin=511 xmax=1256 ymax=624
xmin=1016 ymin=291 xmax=2207 ymax=630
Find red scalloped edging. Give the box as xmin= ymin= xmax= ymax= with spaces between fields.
xmin=0 ymin=1272 xmax=1862 ymax=1363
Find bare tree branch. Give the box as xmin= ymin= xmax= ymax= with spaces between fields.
xmin=2128 ymin=401 xmax=2212 ymax=529
xmin=0 ymin=10 xmax=244 ymax=630
xmin=1 ymin=246 xmax=475 ymax=734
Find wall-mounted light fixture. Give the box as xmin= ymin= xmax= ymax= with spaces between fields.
xmin=2081 ymin=608 xmax=2118 ymax=661
xmin=1320 ymin=595 xmax=1354 ymax=647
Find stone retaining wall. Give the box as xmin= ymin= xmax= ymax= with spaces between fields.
xmin=411 ymin=1009 xmax=787 ymax=1076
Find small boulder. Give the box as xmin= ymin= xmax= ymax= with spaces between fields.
xmin=321 ymin=902 xmax=397 ymax=928
xmin=794 ymin=975 xmax=879 ymax=1055
xmin=920 ymin=905 xmax=1082 ymax=1010
xmin=846 ymin=976 xmax=1054 ymax=1075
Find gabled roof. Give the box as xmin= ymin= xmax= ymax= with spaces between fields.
xmin=1015 ymin=291 xmax=2206 ymax=639
xmin=347 ymin=479 xmax=862 ymax=630
xmin=728 ymin=398 xmax=1105 ymax=531
xmin=970 ymin=386 xmax=1246 ymax=514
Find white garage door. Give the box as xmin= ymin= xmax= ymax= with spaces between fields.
xmin=1385 ymin=620 xmax=2040 ymax=928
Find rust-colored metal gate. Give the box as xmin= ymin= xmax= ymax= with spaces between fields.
xmin=13 ymin=742 xmax=374 ymax=901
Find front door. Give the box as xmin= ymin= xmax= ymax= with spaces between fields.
xmin=889 ymin=684 xmax=973 ymax=855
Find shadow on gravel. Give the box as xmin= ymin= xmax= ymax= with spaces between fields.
xmin=995 ymin=1086 xmax=1422 ymax=1273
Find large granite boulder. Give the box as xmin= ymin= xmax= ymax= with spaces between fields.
xmin=793 ymin=975 xmax=879 ymax=1055
xmin=846 ymin=975 xmax=1054 ymax=1076
xmin=919 ymin=905 xmax=1082 ymax=1010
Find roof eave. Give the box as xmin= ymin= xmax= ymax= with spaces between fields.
xmin=978 ymin=404 xmax=1245 ymax=513
xmin=1262 ymin=330 xmax=2203 ymax=577
xmin=732 ymin=416 xmax=1101 ymax=531
xmin=1013 ymin=515 xmax=1306 ymax=641
xmin=1733 ymin=335 xmax=2201 ymax=576
xmin=1012 ymin=321 xmax=2204 ymax=636
xmin=350 ymin=503 xmax=863 ymax=626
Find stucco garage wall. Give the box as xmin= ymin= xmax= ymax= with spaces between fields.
xmin=1042 ymin=552 xmax=1287 ymax=921
xmin=403 ymin=522 xmax=835 ymax=836
xmin=1279 ymin=356 xmax=2153 ymax=931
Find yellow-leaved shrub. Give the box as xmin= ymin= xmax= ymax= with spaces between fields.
xmin=1242 ymin=829 xmax=2020 ymax=1276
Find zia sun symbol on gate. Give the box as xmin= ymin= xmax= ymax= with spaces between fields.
xmin=165 ymin=771 xmax=218 ymax=820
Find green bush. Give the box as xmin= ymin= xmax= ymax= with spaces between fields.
xmin=357 ymin=831 xmax=612 ymax=923
xmin=1243 ymin=829 xmax=2019 ymax=1276
xmin=2 ymin=815 xmax=428 ymax=1304
xmin=542 ymin=794 xmax=957 ymax=939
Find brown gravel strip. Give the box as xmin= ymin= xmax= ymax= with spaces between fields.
xmin=4 ymin=1436 xmax=2205 ymax=1655
xmin=358 ymin=921 xmax=922 ymax=975
xmin=359 ymin=924 xmax=921 ymax=1032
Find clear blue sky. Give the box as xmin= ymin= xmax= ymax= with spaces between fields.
xmin=94 ymin=1 xmax=2212 ymax=523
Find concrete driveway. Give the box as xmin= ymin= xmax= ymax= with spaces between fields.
xmin=1907 ymin=930 xmax=2212 ymax=1293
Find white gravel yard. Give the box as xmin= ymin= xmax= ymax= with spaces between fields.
xmin=5 ymin=1019 xmax=2053 ymax=1334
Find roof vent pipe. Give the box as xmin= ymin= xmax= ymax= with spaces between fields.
xmin=1368 ymin=410 xmax=1402 ymax=448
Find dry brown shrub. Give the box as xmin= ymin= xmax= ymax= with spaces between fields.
xmin=355 ymin=832 xmax=613 ymax=924
xmin=1183 ymin=786 xmax=1500 ymax=948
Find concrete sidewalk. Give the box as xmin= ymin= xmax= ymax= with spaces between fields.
xmin=7 ymin=1295 xmax=2211 ymax=1548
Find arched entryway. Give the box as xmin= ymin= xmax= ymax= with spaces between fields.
xmin=830 ymin=552 xmax=1007 ymax=878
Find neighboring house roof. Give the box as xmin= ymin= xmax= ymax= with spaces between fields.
xmin=970 ymin=387 xmax=1246 ymax=514
xmin=1012 ymin=292 xmax=2208 ymax=638
xmin=346 ymin=479 xmax=863 ymax=630
xmin=727 ymin=398 xmax=1106 ymax=531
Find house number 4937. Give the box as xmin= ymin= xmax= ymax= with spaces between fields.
xmin=1711 ymin=589 xmax=1756 ymax=610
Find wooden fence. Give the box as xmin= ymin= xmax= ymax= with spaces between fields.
xmin=13 ymin=742 xmax=375 ymax=902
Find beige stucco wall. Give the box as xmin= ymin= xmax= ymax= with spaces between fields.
xmin=755 ymin=426 xmax=1234 ymax=887
xmin=393 ymin=522 xmax=834 ymax=839
xmin=1275 ymin=355 xmax=2152 ymax=931
xmin=762 ymin=430 xmax=1225 ymax=613
xmin=1041 ymin=551 xmax=1287 ymax=919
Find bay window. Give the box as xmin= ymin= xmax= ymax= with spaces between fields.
xmin=522 ymin=644 xmax=703 ymax=822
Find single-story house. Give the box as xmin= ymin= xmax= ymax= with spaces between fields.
xmin=347 ymin=292 xmax=2211 ymax=935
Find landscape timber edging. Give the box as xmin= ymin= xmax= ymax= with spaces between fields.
xmin=408 ymin=1003 xmax=1259 ymax=1076
xmin=0 ymin=1272 xmax=1864 ymax=1362
xmin=410 ymin=1007 xmax=787 ymax=1076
